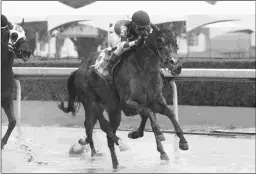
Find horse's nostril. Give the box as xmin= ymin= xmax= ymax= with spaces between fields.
xmin=26 ymin=50 xmax=31 ymax=57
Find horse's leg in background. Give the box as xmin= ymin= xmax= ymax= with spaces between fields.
xmin=106 ymin=109 xmax=122 ymax=169
xmin=128 ymin=113 xmax=169 ymax=160
xmin=1 ymin=97 xmax=16 ymax=149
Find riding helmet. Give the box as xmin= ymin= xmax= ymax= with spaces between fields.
xmin=132 ymin=10 xmax=150 ymax=28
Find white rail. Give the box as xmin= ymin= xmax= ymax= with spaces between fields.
xmin=13 ymin=67 xmax=256 ymax=78
xmin=12 ymin=67 xmax=256 ymax=153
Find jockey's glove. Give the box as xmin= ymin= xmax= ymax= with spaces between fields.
xmin=134 ymin=36 xmax=144 ymax=45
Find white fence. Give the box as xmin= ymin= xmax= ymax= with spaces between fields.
xmin=13 ymin=67 xmax=256 ymax=123
xmin=13 ymin=67 xmax=255 ymax=152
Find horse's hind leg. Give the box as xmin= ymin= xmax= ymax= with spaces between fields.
xmin=79 ymin=100 xmax=99 ymax=157
xmin=1 ymin=97 xmax=16 ymax=149
xmin=106 ymin=109 xmax=122 ymax=169
xmin=87 ymin=113 xmax=98 ymax=157
xmin=97 ymin=111 xmax=120 ymax=145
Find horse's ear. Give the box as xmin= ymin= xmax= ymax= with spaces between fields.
xmin=21 ymin=18 xmax=25 ymax=27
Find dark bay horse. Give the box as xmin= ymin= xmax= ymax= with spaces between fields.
xmin=59 ymin=26 xmax=188 ymax=169
xmin=1 ymin=15 xmax=32 ymax=149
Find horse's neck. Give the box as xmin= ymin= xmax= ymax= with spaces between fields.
xmin=132 ymin=45 xmax=161 ymax=73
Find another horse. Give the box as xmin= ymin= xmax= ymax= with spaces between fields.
xmin=59 ymin=26 xmax=188 ymax=169
xmin=1 ymin=16 xmax=32 ymax=149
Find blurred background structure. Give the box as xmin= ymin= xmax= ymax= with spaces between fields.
xmin=2 ymin=1 xmax=255 ymax=59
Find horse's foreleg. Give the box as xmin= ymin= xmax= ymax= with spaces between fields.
xmin=128 ymin=114 xmax=147 ymax=139
xmin=126 ymin=99 xmax=165 ymax=141
xmin=129 ymin=112 xmax=169 ymax=160
xmin=151 ymin=113 xmax=169 ymax=160
xmin=157 ymin=102 xmax=189 ymax=151
xmin=1 ymin=98 xmax=16 ymax=149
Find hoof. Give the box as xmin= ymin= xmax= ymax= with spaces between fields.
xmin=113 ymin=164 xmax=126 ymax=171
xmin=94 ymin=152 xmax=104 ymax=157
xmin=1 ymin=140 xmax=6 ymax=150
xmin=160 ymin=153 xmax=169 ymax=161
xmin=78 ymin=138 xmax=87 ymax=145
xmin=69 ymin=143 xmax=85 ymax=155
xmin=179 ymin=142 xmax=189 ymax=151
xmin=91 ymin=151 xmax=104 ymax=157
xmin=156 ymin=134 xmax=165 ymax=142
xmin=118 ymin=140 xmax=129 ymax=152
xmin=113 ymin=164 xmax=119 ymax=170
xmin=128 ymin=131 xmax=143 ymax=139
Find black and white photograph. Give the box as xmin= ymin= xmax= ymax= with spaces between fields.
xmin=1 ymin=0 xmax=255 ymax=173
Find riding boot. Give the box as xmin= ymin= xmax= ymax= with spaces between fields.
xmin=105 ymin=53 xmax=119 ymax=81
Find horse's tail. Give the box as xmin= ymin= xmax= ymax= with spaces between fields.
xmin=58 ymin=70 xmax=80 ymax=116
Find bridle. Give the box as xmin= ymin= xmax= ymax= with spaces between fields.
xmin=134 ymin=33 xmax=168 ymax=72
xmin=11 ymin=37 xmax=29 ymax=57
xmin=8 ymin=24 xmax=30 ymax=57
xmin=144 ymin=29 xmax=172 ymax=66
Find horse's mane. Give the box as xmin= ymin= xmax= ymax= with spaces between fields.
xmin=159 ymin=26 xmax=179 ymax=51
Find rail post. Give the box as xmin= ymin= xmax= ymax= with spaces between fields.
xmin=170 ymin=80 xmax=179 ymax=154
xmin=14 ymin=79 xmax=21 ymax=125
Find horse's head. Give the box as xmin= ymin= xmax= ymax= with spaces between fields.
xmin=144 ymin=26 xmax=182 ymax=76
xmin=8 ymin=19 xmax=31 ymax=61
xmin=156 ymin=28 xmax=182 ymax=76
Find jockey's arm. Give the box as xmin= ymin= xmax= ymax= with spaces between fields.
xmin=117 ymin=25 xmax=142 ymax=53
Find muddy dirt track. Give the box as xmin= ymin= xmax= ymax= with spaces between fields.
xmin=1 ymin=126 xmax=255 ymax=173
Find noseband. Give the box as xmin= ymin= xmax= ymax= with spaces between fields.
xmin=143 ymin=31 xmax=169 ymax=66
xmin=11 ymin=37 xmax=29 ymax=57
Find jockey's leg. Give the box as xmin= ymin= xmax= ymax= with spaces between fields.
xmin=104 ymin=43 xmax=124 ymax=79
xmin=106 ymin=52 xmax=120 ymax=72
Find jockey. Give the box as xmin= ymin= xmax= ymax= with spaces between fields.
xmin=105 ymin=10 xmax=160 ymax=76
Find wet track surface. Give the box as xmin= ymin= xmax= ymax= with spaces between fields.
xmin=1 ymin=126 xmax=255 ymax=173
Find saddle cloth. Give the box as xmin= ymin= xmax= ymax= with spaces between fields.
xmin=90 ymin=48 xmax=112 ymax=76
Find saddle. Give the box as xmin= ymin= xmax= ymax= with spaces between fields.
xmin=92 ymin=47 xmax=119 ymax=82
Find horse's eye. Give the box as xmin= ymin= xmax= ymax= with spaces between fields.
xmin=11 ymin=32 xmax=18 ymax=41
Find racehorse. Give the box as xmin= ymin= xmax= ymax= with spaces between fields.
xmin=1 ymin=16 xmax=32 ymax=149
xmin=59 ymin=26 xmax=189 ymax=169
